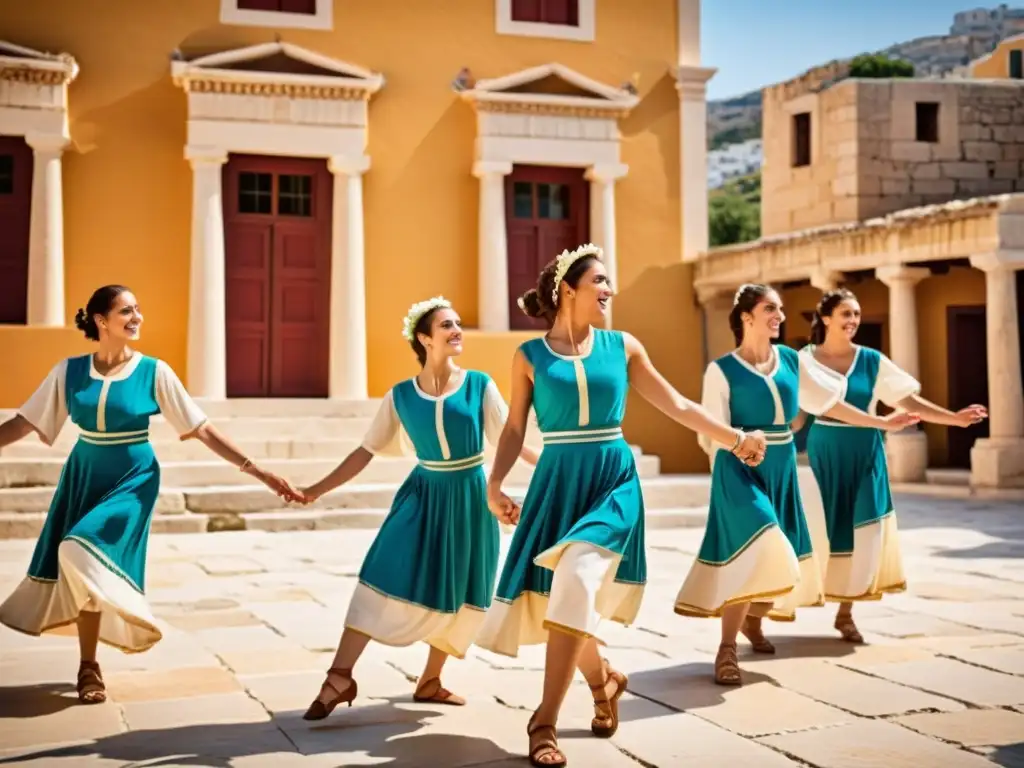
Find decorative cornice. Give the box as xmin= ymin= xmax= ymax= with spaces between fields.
xmin=181 ymin=77 xmax=372 ymax=101
xmin=471 ymin=98 xmax=631 ymax=119
xmin=0 ymin=43 xmax=78 ymax=86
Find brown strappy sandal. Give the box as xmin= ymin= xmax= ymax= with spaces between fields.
xmin=527 ymin=711 xmax=567 ymax=767
xmin=302 ymin=667 xmax=358 ymax=720
xmin=77 ymin=660 xmax=106 ymax=704
xmin=413 ymin=677 xmax=465 ymax=706
xmin=834 ymin=613 xmax=864 ymax=644
xmin=714 ymin=642 xmax=742 ymax=686
xmin=741 ymin=615 xmax=776 ymax=654
xmin=590 ymin=657 xmax=628 ymax=737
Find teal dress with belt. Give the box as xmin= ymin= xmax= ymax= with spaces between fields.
xmin=477 ymin=330 xmax=645 ymax=657
xmin=674 ymin=345 xmax=845 ymax=622
xmin=342 ymin=369 xmax=503 ymax=658
xmin=802 ymin=345 xmax=918 ymax=601
xmin=0 ymin=353 xmax=208 ymax=652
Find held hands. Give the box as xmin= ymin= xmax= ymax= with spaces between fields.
xmin=487 ymin=482 xmax=521 ymax=525
xmin=247 ymin=465 xmax=308 ymax=504
xmin=732 ymin=430 xmax=767 ymax=467
xmin=953 ymin=404 xmax=988 ymax=428
xmin=880 ymin=412 xmax=922 ymax=432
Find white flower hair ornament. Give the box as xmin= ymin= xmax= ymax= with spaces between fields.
xmin=551 ymin=243 xmax=603 ymax=305
xmin=401 ymin=296 xmax=452 ymax=342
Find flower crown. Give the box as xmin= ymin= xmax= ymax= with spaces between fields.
xmin=401 ymin=296 xmax=451 ymax=342
xmin=551 ymin=243 xmax=603 ymax=305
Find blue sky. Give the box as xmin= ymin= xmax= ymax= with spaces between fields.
xmin=703 ymin=0 xmax=988 ymax=100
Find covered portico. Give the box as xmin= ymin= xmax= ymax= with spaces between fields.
xmin=694 ymin=194 xmax=1024 ymax=490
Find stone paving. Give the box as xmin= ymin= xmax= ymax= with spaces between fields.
xmin=1 ymin=494 xmax=1024 ymax=767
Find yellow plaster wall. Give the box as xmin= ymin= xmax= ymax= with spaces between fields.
xmin=970 ymin=35 xmax=1024 ymax=78
xmin=1 ymin=0 xmax=706 ymax=470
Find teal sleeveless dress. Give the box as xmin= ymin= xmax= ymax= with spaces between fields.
xmin=803 ymin=345 xmax=917 ymax=602
xmin=343 ymin=369 xmax=501 ymax=658
xmin=674 ymin=345 xmax=844 ymax=622
xmin=0 ymin=353 xmax=207 ymax=653
xmin=477 ymin=330 xmax=645 ymax=657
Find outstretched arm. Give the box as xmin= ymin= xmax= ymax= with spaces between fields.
xmin=623 ymin=334 xmax=765 ymax=462
xmin=0 ymin=415 xmax=35 ymax=451
xmin=487 ymin=350 xmax=534 ymax=523
xmin=896 ymin=393 xmax=986 ymax=427
xmin=302 ymin=447 xmax=374 ymax=501
xmin=188 ymin=422 xmax=304 ymax=502
xmin=822 ymin=400 xmax=918 ymax=431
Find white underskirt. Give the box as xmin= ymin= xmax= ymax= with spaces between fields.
xmin=344 ymin=583 xmax=486 ymax=659
xmin=476 ymin=542 xmax=644 ymax=658
xmin=0 ymin=538 xmax=162 ymax=653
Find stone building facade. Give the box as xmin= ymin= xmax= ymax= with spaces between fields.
xmin=762 ymin=75 xmax=1024 ymax=236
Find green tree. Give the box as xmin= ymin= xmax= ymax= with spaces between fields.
xmin=709 ymin=191 xmax=760 ymax=247
xmin=848 ymin=54 xmax=914 ymax=79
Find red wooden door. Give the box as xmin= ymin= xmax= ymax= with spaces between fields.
xmin=505 ymin=165 xmax=589 ymax=330
xmin=223 ymin=155 xmax=332 ymax=397
xmin=0 ymin=137 xmax=33 ymax=325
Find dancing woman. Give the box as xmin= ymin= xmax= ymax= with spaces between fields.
xmin=0 ymin=285 xmax=301 ymax=704
xmin=478 ymin=245 xmax=766 ymax=767
xmin=301 ymin=297 xmax=538 ymax=720
xmin=802 ymin=288 xmax=986 ymax=642
xmin=673 ymin=284 xmax=920 ymax=686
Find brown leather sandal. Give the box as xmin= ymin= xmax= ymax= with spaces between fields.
xmin=741 ymin=615 xmax=776 ymax=654
xmin=77 ymin=660 xmax=106 ymax=704
xmin=835 ymin=613 xmax=864 ymax=644
xmin=527 ymin=711 xmax=567 ymax=767
xmin=590 ymin=657 xmax=628 ymax=737
xmin=714 ymin=642 xmax=742 ymax=686
xmin=413 ymin=677 xmax=465 ymax=706
xmin=302 ymin=667 xmax=358 ymax=720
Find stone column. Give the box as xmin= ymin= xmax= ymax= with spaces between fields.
xmin=25 ymin=133 xmax=69 ymax=326
xmin=697 ymin=287 xmax=736 ymax=364
xmin=876 ymin=264 xmax=930 ymax=482
xmin=328 ymin=155 xmax=371 ymax=400
xmin=473 ymin=161 xmax=512 ymax=331
xmin=968 ymin=251 xmax=1024 ymax=487
xmin=675 ymin=66 xmax=716 ymax=263
xmin=185 ymin=147 xmax=228 ymax=399
xmin=585 ymin=163 xmax=628 ymax=328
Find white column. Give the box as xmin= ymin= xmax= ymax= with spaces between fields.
xmin=585 ymin=163 xmax=628 ymax=328
xmin=185 ymin=146 xmax=228 ymax=399
xmin=473 ymin=161 xmax=512 ymax=331
xmin=25 ymin=133 xmax=69 ymax=326
xmin=968 ymin=251 xmax=1024 ymax=487
xmin=697 ymin=286 xmax=736 ymax=364
xmin=328 ymin=154 xmax=371 ymax=400
xmin=675 ymin=66 xmax=716 ymax=263
xmin=876 ymin=264 xmax=930 ymax=482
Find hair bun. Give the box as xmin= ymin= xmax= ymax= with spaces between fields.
xmin=73 ymin=308 xmax=88 ymax=331
xmin=518 ymin=289 xmax=544 ymax=318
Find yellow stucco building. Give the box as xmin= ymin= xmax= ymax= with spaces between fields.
xmin=0 ymin=0 xmax=716 ymax=472
xmin=969 ymin=32 xmax=1024 ymax=79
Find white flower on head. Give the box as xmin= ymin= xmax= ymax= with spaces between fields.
xmin=551 ymin=243 xmax=603 ymax=305
xmin=401 ymin=296 xmax=452 ymax=342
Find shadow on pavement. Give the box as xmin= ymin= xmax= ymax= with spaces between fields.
xmin=891 ymin=494 xmax=1024 ymax=560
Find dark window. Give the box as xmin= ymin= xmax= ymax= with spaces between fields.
xmin=0 ymin=155 xmax=12 ymax=195
xmin=915 ymin=102 xmax=940 ymax=143
xmin=238 ymin=172 xmax=273 ymax=214
xmin=792 ymin=112 xmax=811 ymax=168
xmin=513 ymin=182 xmax=533 ymax=218
xmin=237 ymin=0 xmax=316 ymax=14
xmin=1010 ymin=49 xmax=1023 ymax=79
xmin=511 ymin=0 xmax=579 ymax=26
xmin=278 ymin=174 xmax=312 ymax=217
xmin=537 ymin=183 xmax=570 ymax=219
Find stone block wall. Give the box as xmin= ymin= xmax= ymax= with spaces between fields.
xmin=762 ymin=77 xmax=1024 ymax=234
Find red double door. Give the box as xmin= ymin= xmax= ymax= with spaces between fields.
xmin=223 ymin=154 xmax=332 ymax=397
xmin=0 ymin=136 xmax=32 ymax=325
xmin=505 ymin=165 xmax=589 ymax=330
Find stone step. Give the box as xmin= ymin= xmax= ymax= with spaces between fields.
xmin=0 ymin=504 xmax=710 ymax=540
xmin=925 ymin=468 xmax=970 ymax=486
xmin=0 ymin=399 xmax=382 ymax=422
xmin=0 ymin=453 xmax=662 ymax=488
xmin=0 ymin=473 xmax=711 ymax=516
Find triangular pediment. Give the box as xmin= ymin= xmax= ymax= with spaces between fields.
xmin=472 ymin=63 xmax=636 ymax=104
xmin=171 ymin=42 xmax=383 ymax=95
xmin=0 ymin=40 xmax=78 ymax=82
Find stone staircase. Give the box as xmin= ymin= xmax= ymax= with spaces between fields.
xmin=0 ymin=399 xmax=716 ymax=538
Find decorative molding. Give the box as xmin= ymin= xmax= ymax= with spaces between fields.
xmin=495 ymin=0 xmax=596 ymax=42
xmin=0 ymin=41 xmax=79 ymax=86
xmin=171 ymin=42 xmax=384 ymax=101
xmin=219 ymin=0 xmax=333 ymax=31
xmin=463 ymin=62 xmax=638 ymax=116
xmin=673 ymin=64 xmax=716 ymax=99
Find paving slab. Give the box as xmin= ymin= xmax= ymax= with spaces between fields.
xmin=839 ymin=656 xmax=1024 ymax=707
xmin=896 ymin=709 xmax=1024 ymax=748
